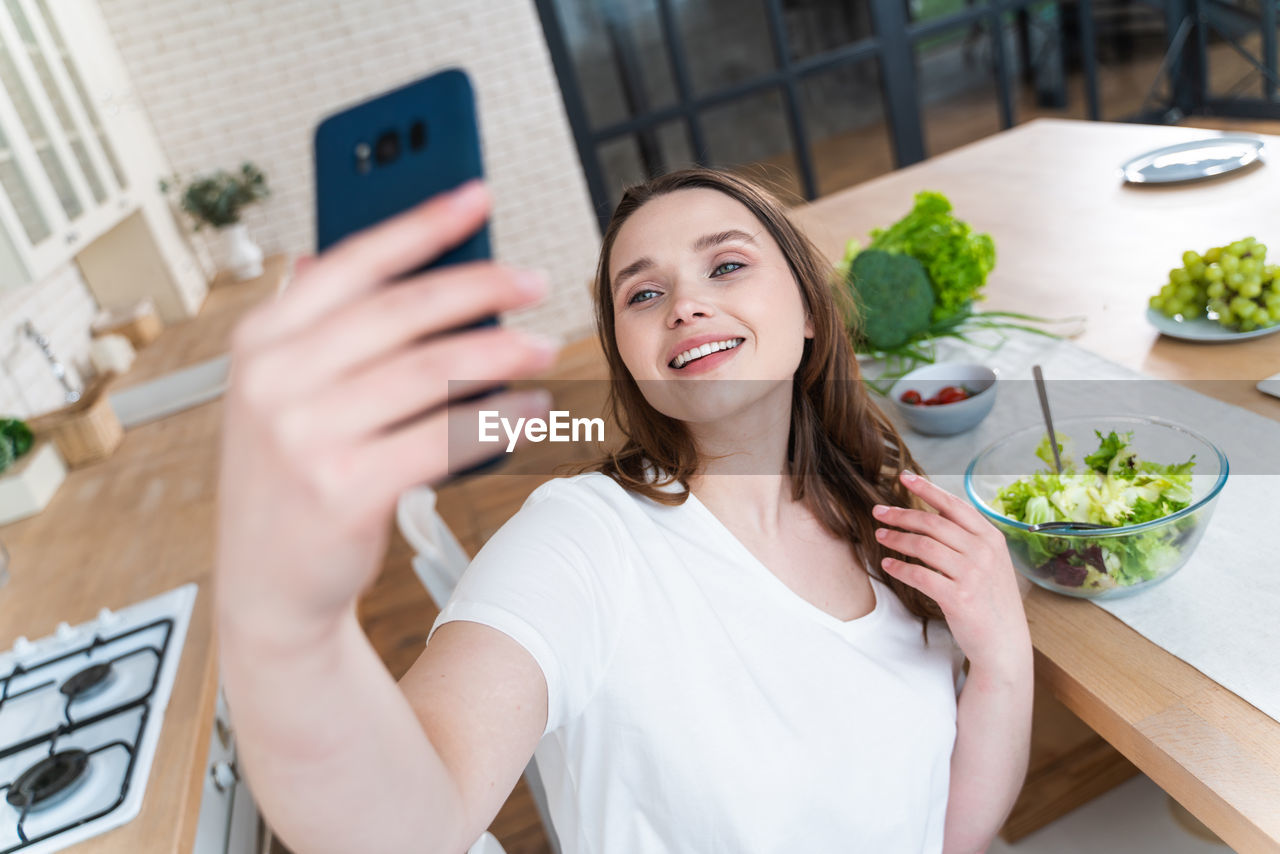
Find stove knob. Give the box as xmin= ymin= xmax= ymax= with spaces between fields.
xmin=56 ymin=622 xmax=76 ymax=643
xmin=211 ymin=760 xmax=239 ymax=793
xmin=12 ymin=636 xmax=32 ymax=656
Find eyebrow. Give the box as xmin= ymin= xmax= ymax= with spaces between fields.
xmin=611 ymin=229 xmax=758 ymax=295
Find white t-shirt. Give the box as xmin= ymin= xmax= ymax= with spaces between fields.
xmin=430 ymin=472 xmax=965 ymax=854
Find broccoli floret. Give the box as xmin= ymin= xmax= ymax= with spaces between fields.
xmin=845 ymin=249 xmax=936 ymax=350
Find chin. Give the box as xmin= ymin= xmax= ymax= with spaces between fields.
xmin=637 ymin=377 xmax=792 ymax=425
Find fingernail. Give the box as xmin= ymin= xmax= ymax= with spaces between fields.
xmin=448 ymin=179 xmax=486 ymax=208
xmin=520 ymin=331 xmax=561 ymax=357
xmin=901 ymin=470 xmax=917 ymax=482
xmin=521 ymin=389 xmax=553 ymax=413
xmin=515 ymin=269 xmax=550 ymax=297
xmin=872 ymin=504 xmax=888 ymax=518
xmin=874 ymin=527 xmax=887 ymax=540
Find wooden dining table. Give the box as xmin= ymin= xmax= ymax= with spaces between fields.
xmin=788 ymin=117 xmax=1280 ymax=852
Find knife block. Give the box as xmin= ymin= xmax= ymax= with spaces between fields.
xmin=27 ymin=373 xmax=124 ymax=468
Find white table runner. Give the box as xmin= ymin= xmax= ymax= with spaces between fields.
xmin=870 ymin=331 xmax=1280 ymax=725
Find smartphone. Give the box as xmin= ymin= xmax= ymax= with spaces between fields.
xmin=314 ymin=68 xmax=504 ymax=479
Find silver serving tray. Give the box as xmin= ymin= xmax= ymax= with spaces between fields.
xmin=1120 ymin=135 xmax=1265 ymax=184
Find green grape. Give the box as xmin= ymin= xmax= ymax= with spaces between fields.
xmin=1221 ymin=254 xmax=1240 ymax=274
xmin=1205 ymin=266 xmax=1224 ymax=283
xmin=1240 ymin=258 xmax=1260 ymax=276
xmin=1230 ymin=295 xmax=1255 ymax=317
xmin=1187 ymin=261 xmax=1207 ymax=280
xmin=1204 ymin=246 xmax=1223 ymax=263
xmin=1230 ymin=241 xmax=1249 ymax=255
xmin=1239 ymin=317 xmax=1258 ymax=332
xmin=1241 ymin=278 xmax=1263 ymax=299
xmin=1207 ymin=281 xmax=1226 ymax=299
xmin=1255 ymin=306 xmax=1273 ymax=326
xmin=1227 ymin=272 xmax=1245 ymax=289
xmin=1176 ymin=284 xmax=1196 ymax=302
xmin=1170 ymin=268 xmax=1190 ymax=286
xmin=1254 ymin=243 xmax=1268 ymax=259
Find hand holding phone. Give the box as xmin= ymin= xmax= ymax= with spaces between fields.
xmin=218 ymin=181 xmax=557 ymax=636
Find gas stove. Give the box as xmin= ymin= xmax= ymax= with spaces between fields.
xmin=0 ymin=584 xmax=197 ymax=853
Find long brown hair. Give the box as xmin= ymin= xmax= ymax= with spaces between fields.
xmin=565 ymin=168 xmax=944 ymax=634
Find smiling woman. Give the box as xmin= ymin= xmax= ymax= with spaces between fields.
xmin=422 ymin=168 xmax=1035 ymax=852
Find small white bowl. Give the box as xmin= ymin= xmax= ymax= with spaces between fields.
xmin=889 ymin=362 xmax=998 ymax=436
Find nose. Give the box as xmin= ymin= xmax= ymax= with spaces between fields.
xmin=666 ymin=286 xmax=715 ymax=327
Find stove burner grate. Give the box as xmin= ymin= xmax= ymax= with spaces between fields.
xmin=5 ymin=749 xmax=90 ymax=812
xmin=58 ymin=663 xmax=114 ymax=702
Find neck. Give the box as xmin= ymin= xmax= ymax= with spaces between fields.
xmin=685 ymin=380 xmax=797 ymax=533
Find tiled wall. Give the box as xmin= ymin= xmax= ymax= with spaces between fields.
xmin=0 ymin=267 xmax=96 ymax=418
xmin=95 ymin=0 xmax=602 ymax=344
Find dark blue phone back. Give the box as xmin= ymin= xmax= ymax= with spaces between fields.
xmin=314 ymin=67 xmax=491 ymax=279
xmin=314 ymin=69 xmax=505 ymax=481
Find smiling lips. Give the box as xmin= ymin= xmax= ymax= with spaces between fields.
xmin=668 ymin=337 xmax=745 ymax=370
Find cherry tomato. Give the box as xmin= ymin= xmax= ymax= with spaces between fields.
xmin=933 ymin=385 xmax=970 ymax=404
xmin=900 ymin=389 xmax=922 ymax=405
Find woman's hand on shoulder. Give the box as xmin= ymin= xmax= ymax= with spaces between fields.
xmin=871 ymin=471 xmax=1032 ymax=680
xmin=216 ymin=181 xmax=558 ymax=643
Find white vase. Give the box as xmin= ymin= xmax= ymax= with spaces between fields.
xmin=222 ymin=222 xmax=264 ymax=280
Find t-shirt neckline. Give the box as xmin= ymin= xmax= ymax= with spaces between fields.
xmin=681 ymin=487 xmax=889 ymax=635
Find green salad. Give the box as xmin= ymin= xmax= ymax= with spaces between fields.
xmin=993 ymin=430 xmax=1199 ymax=591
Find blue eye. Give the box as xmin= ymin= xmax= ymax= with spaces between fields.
xmin=712 ymin=262 xmax=744 ymax=276
xmin=628 ymin=288 xmax=659 ymax=305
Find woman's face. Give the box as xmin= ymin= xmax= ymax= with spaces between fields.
xmin=608 ymin=187 xmax=813 ymax=424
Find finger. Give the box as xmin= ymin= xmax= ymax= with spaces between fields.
xmin=358 ymin=388 xmax=553 ymax=501
xmin=256 ymin=180 xmax=491 ymax=344
xmin=880 ymin=556 xmax=953 ymax=604
xmin=875 ymin=527 xmax=963 ymax=579
xmin=258 ymin=262 xmax=549 ymax=400
xmin=898 ymin=471 xmax=988 ymax=536
xmin=293 ymin=255 xmax=316 ymax=277
xmin=288 ymin=327 xmax=560 ymax=444
xmin=872 ymin=503 xmax=970 ymax=553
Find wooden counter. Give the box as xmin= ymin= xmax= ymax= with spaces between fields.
xmin=789 ymin=118 xmax=1280 ymax=852
xmin=0 ymin=255 xmax=288 ymax=853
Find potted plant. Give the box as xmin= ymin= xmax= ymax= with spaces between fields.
xmin=0 ymin=418 xmax=67 ymax=525
xmin=160 ymin=162 xmax=270 ymax=280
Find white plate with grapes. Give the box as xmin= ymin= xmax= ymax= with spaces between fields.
xmin=1147 ymin=238 xmax=1280 ymax=341
xmin=1145 ymin=307 xmax=1280 ymax=341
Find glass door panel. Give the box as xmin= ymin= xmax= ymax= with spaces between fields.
xmin=33 ymin=0 xmax=125 ymax=189
xmin=0 ymin=14 xmax=82 ymax=220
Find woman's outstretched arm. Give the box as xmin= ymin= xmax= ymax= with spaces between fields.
xmin=216 ymin=182 xmax=559 ymax=853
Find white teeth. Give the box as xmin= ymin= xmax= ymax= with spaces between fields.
xmin=671 ymin=338 xmax=743 ymax=369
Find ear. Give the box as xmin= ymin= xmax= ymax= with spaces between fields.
xmin=804 ymin=314 xmax=815 ymax=339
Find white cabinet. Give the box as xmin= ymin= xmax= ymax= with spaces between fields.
xmin=0 ymin=0 xmax=206 ymax=320
xmin=0 ymin=0 xmax=131 ymax=291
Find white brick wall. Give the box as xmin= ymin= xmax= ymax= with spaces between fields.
xmin=0 ymin=266 xmax=97 ymax=418
xmin=96 ymin=0 xmax=602 ymax=344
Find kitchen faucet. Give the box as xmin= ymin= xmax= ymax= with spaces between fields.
xmin=20 ymin=320 xmax=81 ymax=404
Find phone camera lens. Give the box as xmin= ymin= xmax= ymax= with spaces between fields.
xmin=374 ymin=131 xmax=400 ymax=165
xmin=409 ymin=121 xmax=427 ymax=151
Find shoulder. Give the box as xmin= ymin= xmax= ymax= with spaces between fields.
xmin=478 ymin=472 xmax=641 ymax=557
xmin=517 ymin=471 xmax=664 ymax=527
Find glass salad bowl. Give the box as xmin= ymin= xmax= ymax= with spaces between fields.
xmin=963 ymin=416 xmax=1228 ymax=599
